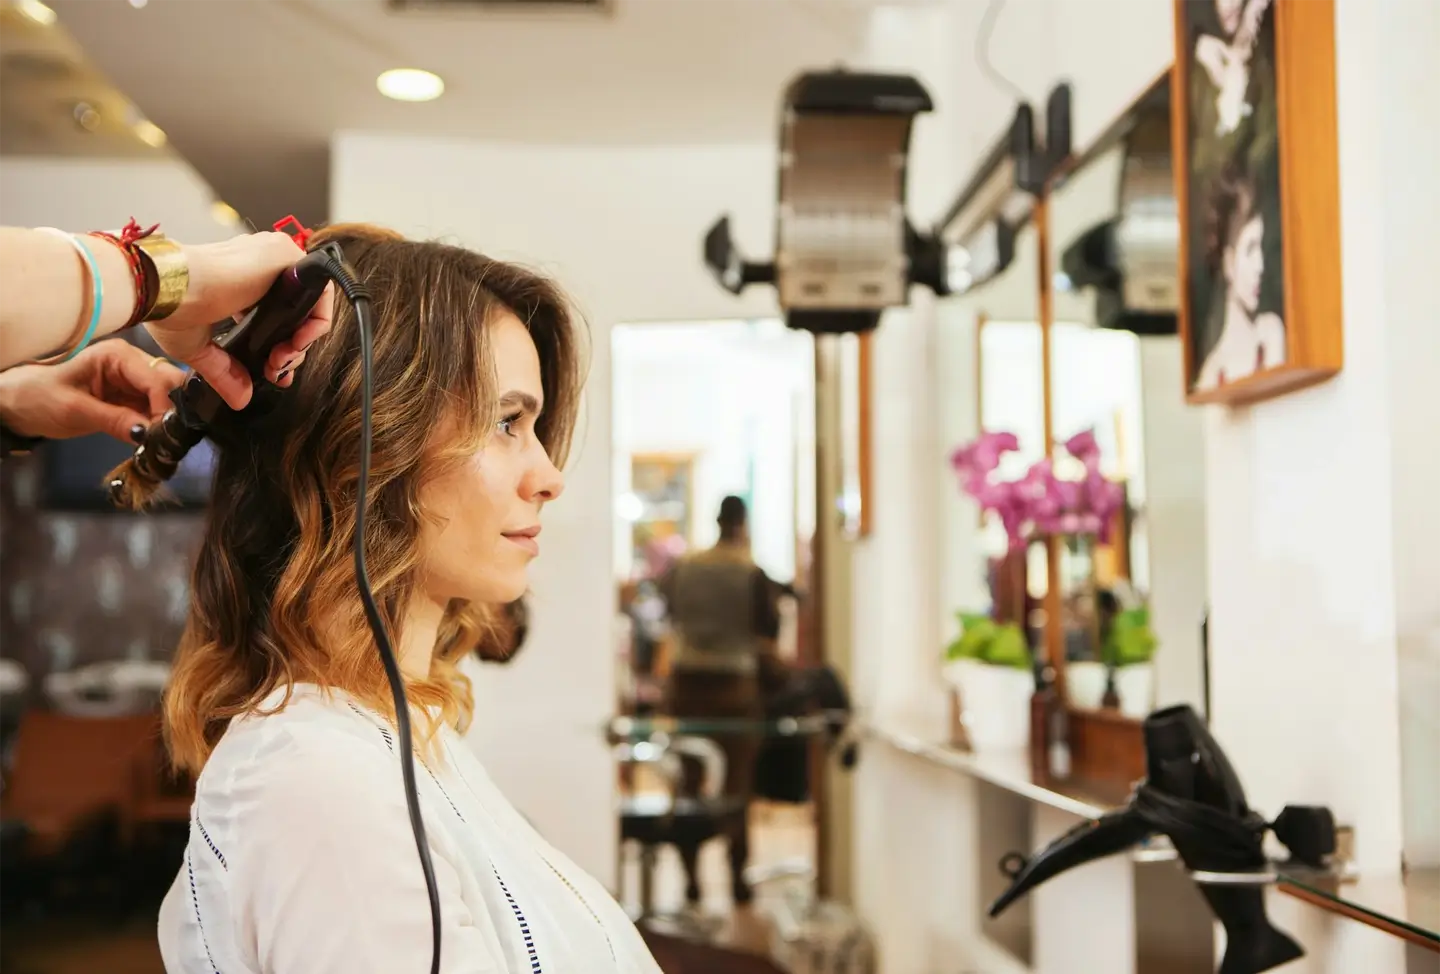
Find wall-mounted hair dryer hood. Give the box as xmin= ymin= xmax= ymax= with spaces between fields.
xmin=1059 ymin=77 xmax=1178 ymax=336
xmin=704 ymin=71 xmax=1072 ymax=335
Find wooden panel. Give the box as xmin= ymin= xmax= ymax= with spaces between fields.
xmin=1067 ymin=707 xmax=1147 ymax=789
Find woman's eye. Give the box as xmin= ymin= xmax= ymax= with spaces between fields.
xmin=497 ymin=412 xmax=523 ymax=437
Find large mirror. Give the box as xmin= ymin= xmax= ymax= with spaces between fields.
xmin=1045 ymin=70 xmax=1210 ymax=729
xmin=609 ymin=319 xmax=822 ymax=934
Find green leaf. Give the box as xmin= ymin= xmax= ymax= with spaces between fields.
xmin=944 ymin=613 xmax=1032 ymax=669
xmin=983 ymin=623 xmax=1032 ymax=670
xmin=1109 ymin=607 xmax=1157 ymax=666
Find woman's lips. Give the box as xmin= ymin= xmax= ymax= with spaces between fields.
xmin=503 ymin=527 xmax=540 ymax=556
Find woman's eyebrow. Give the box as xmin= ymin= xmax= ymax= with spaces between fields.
xmin=498 ymin=390 xmax=542 ymax=414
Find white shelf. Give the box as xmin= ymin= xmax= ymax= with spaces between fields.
xmin=862 ymin=721 xmax=1113 ymax=819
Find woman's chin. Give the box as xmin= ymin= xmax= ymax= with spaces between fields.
xmin=484 ymin=575 xmax=529 ymax=606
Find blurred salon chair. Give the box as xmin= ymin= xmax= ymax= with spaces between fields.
xmin=0 ymin=710 xmax=159 ymax=912
xmin=616 ymin=734 xmax=745 ymax=940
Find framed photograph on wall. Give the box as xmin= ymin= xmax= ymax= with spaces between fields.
xmin=1172 ymin=0 xmax=1343 ymax=406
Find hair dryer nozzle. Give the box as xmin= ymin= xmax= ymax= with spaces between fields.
xmin=988 ymin=807 xmax=1155 ymax=917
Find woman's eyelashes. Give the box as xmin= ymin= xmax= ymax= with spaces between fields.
xmin=496 ymin=411 xmax=525 ymax=439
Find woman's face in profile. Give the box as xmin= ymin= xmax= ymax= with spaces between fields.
xmin=1224 ymin=213 xmax=1265 ymax=314
xmin=416 ymin=311 xmax=564 ymax=607
xmin=1214 ymin=0 xmax=1245 ymax=36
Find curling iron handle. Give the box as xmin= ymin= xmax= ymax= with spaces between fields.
xmin=221 ymin=243 xmax=340 ymax=382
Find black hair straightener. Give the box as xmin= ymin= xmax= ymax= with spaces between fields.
xmin=109 ymin=237 xmax=444 ymax=974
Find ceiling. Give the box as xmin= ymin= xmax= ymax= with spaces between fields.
xmin=0 ymin=3 xmax=170 ymax=160
xmin=41 ymin=0 xmax=883 ymax=228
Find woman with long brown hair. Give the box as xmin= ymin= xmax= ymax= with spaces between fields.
xmin=1193 ymin=165 xmax=1284 ymax=392
xmin=155 ymin=225 xmax=660 ymax=972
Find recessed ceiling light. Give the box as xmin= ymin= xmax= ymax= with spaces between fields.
xmin=129 ymin=0 xmax=149 ymax=7
xmin=133 ymin=119 xmax=167 ymax=148
xmin=17 ymin=0 xmax=57 ymax=26
xmin=377 ymin=68 xmax=444 ymax=103
xmin=211 ymin=201 xmax=241 ymax=228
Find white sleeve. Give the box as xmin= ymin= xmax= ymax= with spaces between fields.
xmin=230 ymin=731 xmax=504 ymax=974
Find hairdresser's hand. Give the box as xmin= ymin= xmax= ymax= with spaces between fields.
xmin=0 ymin=339 xmax=186 ymax=443
xmin=143 ymin=231 xmax=334 ymax=410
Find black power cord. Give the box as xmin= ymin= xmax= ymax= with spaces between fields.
xmin=317 ymin=253 xmax=443 ymax=974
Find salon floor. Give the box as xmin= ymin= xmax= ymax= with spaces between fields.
xmin=0 ymin=802 xmax=816 ymax=973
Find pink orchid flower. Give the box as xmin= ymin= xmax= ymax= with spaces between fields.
xmin=1063 ymin=428 xmax=1102 ymax=469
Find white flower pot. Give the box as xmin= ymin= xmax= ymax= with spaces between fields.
xmin=1066 ymin=661 xmax=1108 ymax=711
xmin=943 ymin=658 xmax=1032 ymax=750
xmin=1114 ymin=663 xmax=1155 ymax=719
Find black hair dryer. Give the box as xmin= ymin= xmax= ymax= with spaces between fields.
xmin=990 ymin=705 xmax=1334 ymax=974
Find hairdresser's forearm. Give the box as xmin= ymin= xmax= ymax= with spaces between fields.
xmin=0 ymin=227 xmax=141 ymax=370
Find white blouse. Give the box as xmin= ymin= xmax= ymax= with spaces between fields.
xmin=157 ymin=684 xmax=660 ymax=974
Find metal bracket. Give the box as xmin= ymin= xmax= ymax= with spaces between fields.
xmin=1190 ymin=868 xmax=1280 ymax=887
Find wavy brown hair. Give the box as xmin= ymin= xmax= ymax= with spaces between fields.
xmin=163 ymin=224 xmax=586 ymax=774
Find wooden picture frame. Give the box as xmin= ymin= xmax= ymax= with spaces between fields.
xmin=1172 ymin=0 xmax=1343 ymax=406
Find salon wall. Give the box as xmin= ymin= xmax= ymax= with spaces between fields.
xmin=0 ymin=156 xmax=235 ymax=245
xmin=0 ymin=155 xmax=234 ymax=688
xmin=1201 ymin=0 xmax=1437 ymax=919
xmin=330 ymin=136 xmax=783 ymax=885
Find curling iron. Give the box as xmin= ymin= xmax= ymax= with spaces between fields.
xmin=110 ymin=242 xmax=342 ymax=505
xmin=109 ymin=236 xmax=444 ymax=974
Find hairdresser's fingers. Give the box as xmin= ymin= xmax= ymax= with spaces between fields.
xmin=289 ymin=282 xmax=335 ymax=350
xmin=186 ymin=342 xmax=253 ymax=411
xmin=261 ymin=283 xmax=331 ymax=383
xmin=56 ymin=387 xmax=152 ymax=445
xmin=267 ymin=348 xmax=305 ymax=387
xmin=101 ymin=342 xmax=187 ymax=418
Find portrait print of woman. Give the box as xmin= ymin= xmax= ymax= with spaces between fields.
xmin=1180 ymin=0 xmax=1287 ymax=394
xmin=1193 ymin=165 xmax=1284 ymax=391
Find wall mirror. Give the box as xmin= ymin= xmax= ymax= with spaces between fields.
xmin=933 ymin=214 xmax=1048 ymax=657
xmin=1041 ymin=69 xmax=1210 ymax=776
xmin=611 ymin=320 xmax=815 ymax=703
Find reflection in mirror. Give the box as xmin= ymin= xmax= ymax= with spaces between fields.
xmin=937 ymin=219 xmax=1045 ymax=728
xmin=611 ymin=320 xmax=815 ymax=696
xmin=1048 ymin=70 xmax=1209 ymax=721
xmin=610 ymin=319 xmax=817 ymax=922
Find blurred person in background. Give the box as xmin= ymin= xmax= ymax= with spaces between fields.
xmin=659 ymin=495 xmax=782 ymax=905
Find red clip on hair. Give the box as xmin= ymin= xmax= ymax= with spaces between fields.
xmin=272 ymin=215 xmax=313 ymax=250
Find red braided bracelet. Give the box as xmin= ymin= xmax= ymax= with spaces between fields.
xmin=88 ymin=217 xmax=159 ymax=329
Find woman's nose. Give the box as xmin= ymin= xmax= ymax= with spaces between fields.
xmin=524 ymin=452 xmax=565 ymax=503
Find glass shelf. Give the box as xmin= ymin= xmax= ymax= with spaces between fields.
xmin=606 ymin=713 xmax=839 ymax=740
xmin=1277 ymin=864 xmax=1440 ymax=949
